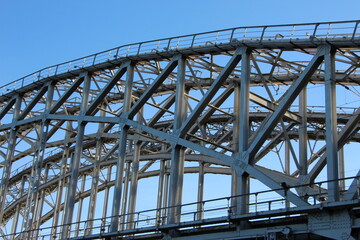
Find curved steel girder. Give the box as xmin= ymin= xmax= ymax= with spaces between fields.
xmin=1 ymin=33 xmax=360 ymax=104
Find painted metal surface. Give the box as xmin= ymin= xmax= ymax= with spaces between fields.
xmin=0 ymin=20 xmax=360 ymax=239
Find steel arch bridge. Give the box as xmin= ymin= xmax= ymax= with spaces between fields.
xmin=1 ymin=20 xmax=360 ymax=240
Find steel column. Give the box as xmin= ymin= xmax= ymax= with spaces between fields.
xmin=32 ymin=164 xmax=50 ymax=239
xmin=237 ymin=48 xmax=251 ymax=215
xmin=324 ymin=46 xmax=339 ymax=202
xmin=120 ymin=161 xmax=131 ymax=230
xmin=0 ymin=94 xmax=22 ymax=224
xmin=110 ymin=62 xmax=134 ymax=232
xmin=62 ymin=73 xmax=91 ymax=238
xmin=10 ymin=176 xmax=26 ymax=240
xmin=299 ymin=88 xmax=308 ymax=176
xmin=24 ymin=82 xmax=54 ymax=239
xmin=197 ymin=162 xmax=204 ymax=220
xmin=339 ymin=147 xmax=345 ymax=191
xmin=85 ymin=107 xmax=105 ymax=235
xmin=162 ymin=160 xmax=170 ymax=224
xmin=102 ymin=166 xmax=112 ymax=231
xmin=51 ymin=121 xmax=73 ymax=240
xmin=74 ymin=175 xmax=86 ymax=237
xmin=167 ymin=56 xmax=187 ymax=224
xmin=127 ymin=141 xmax=141 ymax=229
xmin=231 ymin=73 xmax=240 ymax=214
xmin=156 ymin=159 xmax=165 ymax=225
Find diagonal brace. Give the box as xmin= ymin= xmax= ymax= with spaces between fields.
xmin=248 ymin=48 xmax=325 ymax=161
xmin=176 ymin=47 xmax=246 ymax=138
xmin=127 ymin=57 xmax=180 ymax=119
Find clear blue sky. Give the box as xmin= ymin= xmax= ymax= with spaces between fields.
xmin=1 ymin=0 xmax=359 ymax=84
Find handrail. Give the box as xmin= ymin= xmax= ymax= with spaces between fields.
xmin=4 ymin=175 xmax=360 ymax=239
xmin=1 ymin=20 xmax=360 ymax=97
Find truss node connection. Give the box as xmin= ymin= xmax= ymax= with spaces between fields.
xmin=1 ymin=20 xmax=360 ymax=240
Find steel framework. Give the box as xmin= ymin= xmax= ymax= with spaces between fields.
xmin=1 ymin=20 xmax=360 ymax=239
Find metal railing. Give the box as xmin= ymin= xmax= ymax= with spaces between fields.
xmin=4 ymin=175 xmax=360 ymax=240
xmin=1 ymin=20 xmax=359 ymax=97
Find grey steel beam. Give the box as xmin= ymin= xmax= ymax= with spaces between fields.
xmin=51 ymin=121 xmax=72 ymax=240
xmin=102 ymin=166 xmax=112 ymax=231
xmin=120 ymin=162 xmax=131 ymax=230
xmin=177 ymin=47 xmax=245 ymax=138
xmin=74 ymin=175 xmax=86 ymax=237
xmin=246 ymin=165 xmax=308 ymax=207
xmin=324 ymin=46 xmax=339 ymax=202
xmin=61 ymin=72 xmax=91 ymax=238
xmin=48 ymin=75 xmax=86 ymax=114
xmin=197 ymin=162 xmax=205 ymax=221
xmin=0 ymin=97 xmax=16 ymax=121
xmin=123 ymin=119 xmax=307 ymax=207
xmin=18 ymin=84 xmax=49 ymax=121
xmin=254 ymin=123 xmax=296 ymax=164
xmin=110 ymin=62 xmax=135 ymax=233
xmin=85 ymin=63 xmax=129 ymax=116
xmin=299 ymin=88 xmax=308 ymax=177
xmin=0 ymin=94 xmax=22 ymax=224
xmin=339 ymin=147 xmax=345 ymax=191
xmin=167 ymin=56 xmax=187 ymax=224
xmin=147 ymin=94 xmax=175 ymax=127
xmin=285 ymin=140 xmax=290 ymax=175
xmin=191 ymin=85 xmax=234 ymax=133
xmin=127 ymin=58 xmax=179 ymax=120
xmin=156 ymin=159 xmax=166 ymax=224
xmin=247 ymin=48 xmax=325 ymax=161
xmin=162 ymin=159 xmax=170 ymax=225
xmin=127 ymin=140 xmax=141 ymax=229
xmin=85 ymin=106 xmax=105 ymax=235
xmin=231 ymin=75 xmax=240 ymax=213
xmin=236 ymin=48 xmax=251 ymax=216
xmin=249 ymin=92 xmax=301 ymax=123
xmin=10 ymin=176 xmax=26 ymax=240
xmin=23 ymin=82 xmax=54 ymax=239
xmin=32 ymin=164 xmax=50 ymax=239
xmin=307 ymin=107 xmax=360 ymax=182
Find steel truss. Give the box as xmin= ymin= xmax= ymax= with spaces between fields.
xmin=0 ymin=20 xmax=360 ymax=239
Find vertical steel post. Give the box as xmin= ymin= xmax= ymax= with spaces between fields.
xmin=197 ymin=162 xmax=205 ymax=220
xmin=74 ymin=175 xmax=86 ymax=237
xmin=62 ymin=73 xmax=91 ymax=238
xmin=10 ymin=176 xmax=26 ymax=239
xmin=0 ymin=94 xmax=22 ymax=223
xmin=51 ymin=121 xmax=73 ymax=240
xmin=102 ymin=166 xmax=112 ymax=231
xmin=231 ymin=79 xmax=240 ymax=214
xmin=25 ymin=82 xmax=54 ymax=239
xmin=33 ymin=164 xmax=50 ymax=239
xmin=126 ymin=109 xmax=142 ymax=229
xmin=127 ymin=141 xmax=141 ymax=229
xmin=299 ymin=88 xmax=308 ymax=176
xmin=167 ymin=55 xmax=187 ymax=224
xmin=238 ymin=48 xmax=251 ymax=215
xmin=162 ymin=160 xmax=170 ymax=223
xmin=285 ymin=140 xmax=291 ymax=209
xmin=86 ymin=105 xmax=105 ymax=235
xmin=339 ymin=147 xmax=345 ymax=192
xmin=156 ymin=159 xmax=165 ymax=225
xmin=120 ymin=161 xmax=131 ymax=230
xmin=324 ymin=46 xmax=339 ymax=202
xmin=110 ymin=62 xmax=133 ymax=233
xmin=285 ymin=140 xmax=290 ymax=175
